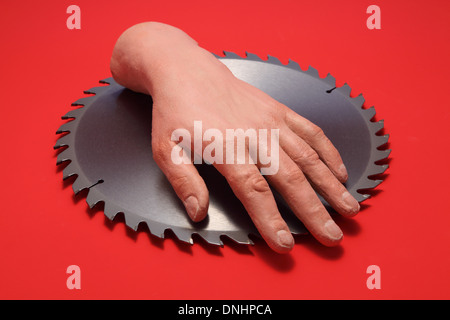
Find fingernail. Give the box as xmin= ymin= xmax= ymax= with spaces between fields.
xmin=339 ymin=163 xmax=348 ymax=181
xmin=184 ymin=196 xmax=199 ymax=221
xmin=342 ymin=191 xmax=360 ymax=214
xmin=276 ymin=230 xmax=294 ymax=248
xmin=324 ymin=220 xmax=343 ymax=240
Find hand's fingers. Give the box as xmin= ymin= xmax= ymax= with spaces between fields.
xmin=215 ymin=163 xmax=294 ymax=253
xmin=280 ymin=128 xmax=360 ymax=217
xmin=265 ymin=149 xmax=343 ymax=247
xmin=152 ymin=139 xmax=209 ymax=222
xmin=283 ymin=106 xmax=348 ymax=183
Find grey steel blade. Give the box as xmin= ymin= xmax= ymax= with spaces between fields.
xmin=54 ymin=51 xmax=389 ymax=246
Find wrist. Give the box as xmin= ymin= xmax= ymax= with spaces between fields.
xmin=110 ymin=22 xmax=200 ymax=95
xmin=110 ymin=22 xmax=233 ymax=100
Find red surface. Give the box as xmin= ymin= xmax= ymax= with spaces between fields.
xmin=1 ymin=0 xmax=449 ymax=299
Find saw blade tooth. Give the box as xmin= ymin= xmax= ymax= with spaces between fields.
xmin=83 ymin=89 xmax=97 ymax=95
xmin=223 ymin=51 xmax=241 ymax=59
xmin=56 ymin=151 xmax=69 ymax=165
xmin=56 ymin=147 xmax=74 ymax=165
xmin=147 ymin=223 xmax=166 ymax=239
xmin=84 ymin=86 xmax=107 ymax=95
xmin=360 ymin=179 xmax=383 ymax=190
xmin=99 ymin=77 xmax=114 ymax=85
xmin=323 ymin=73 xmax=336 ymax=87
xmin=374 ymin=134 xmax=390 ymax=147
xmin=267 ymin=55 xmax=282 ymax=65
xmin=245 ymin=51 xmax=261 ymax=61
xmin=71 ymin=97 xmax=93 ymax=106
xmin=197 ymin=232 xmax=223 ymax=246
xmin=351 ymin=93 xmax=365 ymax=108
xmin=369 ymin=164 xmax=389 ymax=176
xmin=62 ymin=108 xmax=83 ymax=120
xmin=336 ymin=83 xmax=352 ymax=96
xmin=124 ymin=214 xmax=142 ymax=231
xmin=72 ymin=175 xmax=92 ymax=194
xmin=54 ymin=134 xmax=72 ymax=149
xmin=62 ymin=162 xmax=77 ymax=180
xmin=371 ymin=119 xmax=385 ymax=134
xmin=56 ymin=121 xmax=75 ymax=134
xmin=172 ymin=229 xmax=194 ymax=245
xmin=86 ymin=187 xmax=103 ymax=208
xmin=374 ymin=149 xmax=391 ymax=162
xmin=363 ymin=106 xmax=376 ymax=121
xmin=353 ymin=192 xmax=371 ymax=202
xmin=226 ymin=232 xmax=255 ymax=245
xmin=306 ymin=65 xmax=319 ymax=78
xmin=287 ymin=59 xmax=301 ymax=71
xmin=103 ymin=202 xmax=122 ymax=221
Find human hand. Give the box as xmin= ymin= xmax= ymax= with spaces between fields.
xmin=110 ymin=22 xmax=360 ymax=253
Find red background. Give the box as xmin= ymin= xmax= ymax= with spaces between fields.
xmin=1 ymin=0 xmax=449 ymax=299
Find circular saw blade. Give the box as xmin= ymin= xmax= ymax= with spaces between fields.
xmin=54 ymin=51 xmax=390 ymax=246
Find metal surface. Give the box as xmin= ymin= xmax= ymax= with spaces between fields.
xmin=54 ymin=51 xmax=390 ymax=246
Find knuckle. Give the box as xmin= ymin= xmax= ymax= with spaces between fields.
xmin=284 ymin=168 xmax=307 ymax=186
xmin=229 ymin=169 xmax=271 ymax=198
xmin=151 ymin=139 xmax=164 ymax=155
xmin=305 ymin=203 xmax=325 ymax=221
xmin=292 ymin=146 xmax=320 ymax=167
xmin=260 ymin=110 xmax=283 ymax=129
xmin=302 ymin=149 xmax=320 ymax=165
xmin=151 ymin=139 xmax=169 ymax=163
xmin=170 ymin=174 xmax=190 ymax=191
xmin=309 ymin=124 xmax=325 ymax=139
xmin=247 ymin=174 xmax=271 ymax=194
xmin=309 ymin=125 xmax=333 ymax=146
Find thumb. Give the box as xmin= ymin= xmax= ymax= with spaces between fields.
xmin=152 ymin=139 xmax=209 ymax=222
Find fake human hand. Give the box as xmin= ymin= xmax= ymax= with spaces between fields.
xmin=110 ymin=22 xmax=360 ymax=253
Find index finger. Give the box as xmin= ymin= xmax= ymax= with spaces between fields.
xmin=283 ymin=106 xmax=348 ymax=183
